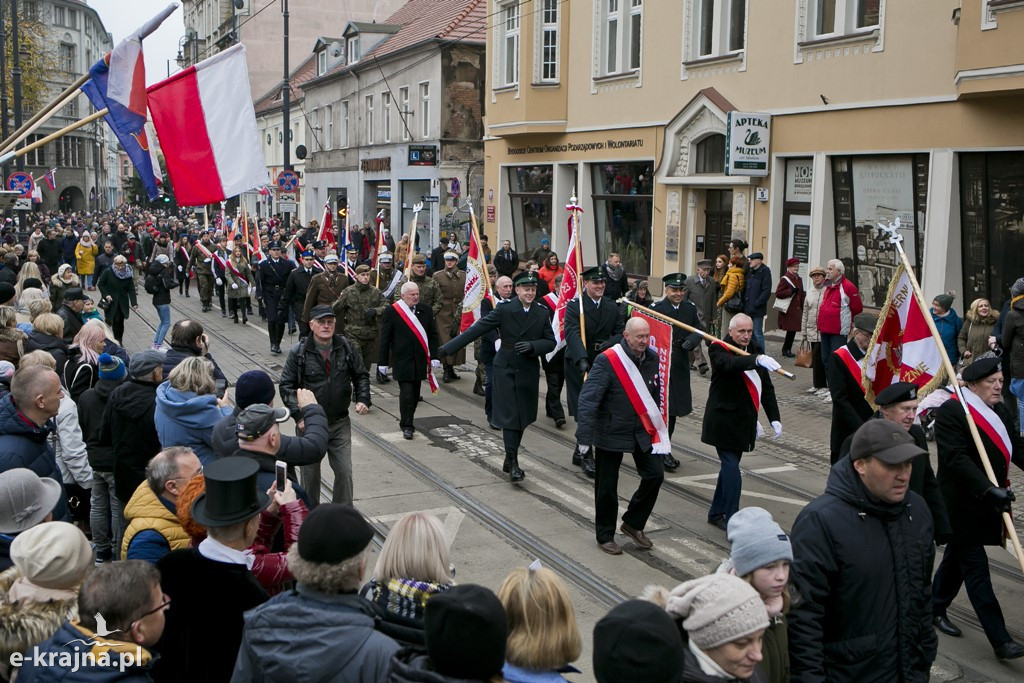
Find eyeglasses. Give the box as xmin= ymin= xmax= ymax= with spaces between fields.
xmin=132 ymin=594 xmax=171 ymax=626
xmin=312 ymin=318 xmax=336 ymax=325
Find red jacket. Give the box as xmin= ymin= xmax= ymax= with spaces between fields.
xmin=817 ymin=275 xmax=863 ymax=335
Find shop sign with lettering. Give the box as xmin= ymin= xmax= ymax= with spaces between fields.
xmin=726 ymin=112 xmax=771 ymax=177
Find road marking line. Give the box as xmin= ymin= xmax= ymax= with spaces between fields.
xmin=657 ymin=543 xmax=711 ymax=577
xmin=669 ymin=464 xmax=798 ymax=484
xmin=676 ymin=480 xmax=807 ymax=506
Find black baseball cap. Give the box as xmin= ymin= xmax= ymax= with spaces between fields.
xmin=236 ymin=404 xmax=290 ymax=440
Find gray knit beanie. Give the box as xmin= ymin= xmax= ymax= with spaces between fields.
xmin=728 ymin=507 xmax=793 ymax=577
xmin=1011 ymin=278 xmax=1024 ymax=298
xmin=663 ymin=574 xmax=769 ymax=649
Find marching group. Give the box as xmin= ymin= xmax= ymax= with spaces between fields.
xmin=0 ymin=207 xmax=1023 ymax=682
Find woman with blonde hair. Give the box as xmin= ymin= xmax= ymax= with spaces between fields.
xmin=958 ymin=297 xmax=999 ymax=367
xmin=497 ymin=566 xmax=582 ymax=682
xmin=14 ymin=261 xmax=44 ymax=300
xmin=154 ymin=355 xmax=232 ymax=464
xmin=26 ymin=249 xmax=50 ymax=282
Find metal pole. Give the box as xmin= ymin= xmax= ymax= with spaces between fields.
xmin=281 ymin=0 xmax=291 ymax=232
xmin=1 ymin=0 xmax=8 ymax=220
xmin=11 ymin=0 xmax=24 ymax=171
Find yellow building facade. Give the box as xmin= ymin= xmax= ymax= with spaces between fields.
xmin=483 ymin=0 xmax=1024 ymax=307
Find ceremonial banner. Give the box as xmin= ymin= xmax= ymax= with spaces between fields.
xmin=459 ymin=226 xmax=491 ymax=332
xmin=316 ymin=201 xmax=336 ymax=250
xmin=545 ymin=211 xmax=579 ymax=360
xmin=147 ymin=44 xmax=268 ymax=206
xmin=629 ymin=309 xmax=672 ymax=428
xmin=862 ymin=263 xmax=945 ymax=403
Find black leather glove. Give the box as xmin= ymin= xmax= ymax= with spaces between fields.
xmin=983 ymin=486 xmax=1016 ymax=513
xmin=597 ymin=340 xmax=613 ymax=352
xmin=681 ymin=339 xmax=697 ymax=352
xmin=364 ymin=308 xmax=376 ymax=321
xmin=437 ymin=345 xmax=450 ymax=358
xmin=514 ymin=341 xmax=532 ymax=355
xmin=576 ymin=358 xmax=590 ymax=373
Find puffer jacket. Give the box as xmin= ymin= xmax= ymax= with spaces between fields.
xmin=121 ymin=479 xmax=191 ymax=562
xmin=717 ymin=267 xmax=745 ymax=308
xmin=800 ymin=282 xmax=825 ymax=342
xmin=48 ymin=272 xmax=80 ymax=309
xmin=52 ymin=391 xmax=93 ymax=488
xmin=0 ymin=394 xmax=69 ymax=521
xmin=0 ymin=565 xmax=79 ymax=680
xmin=279 ymin=334 xmax=371 ymax=422
xmin=958 ymin=311 xmax=998 ymax=365
xmin=931 ymin=308 xmax=962 ymax=365
xmin=1001 ymin=295 xmax=1024 ymax=379
xmin=232 ymin=584 xmax=400 ymax=682
xmin=788 ymin=457 xmax=936 ymax=683
xmin=154 ymin=381 xmax=232 ymax=465
xmin=817 ymin=275 xmax=863 ymax=336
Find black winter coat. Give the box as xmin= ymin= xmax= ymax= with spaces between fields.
xmin=96 ymin=265 xmax=138 ymax=322
xmin=576 ymin=340 xmax=660 ymax=452
xmin=163 ymin=345 xmax=227 ymax=382
xmin=24 ymin=332 xmax=70 ymax=378
xmin=56 ymin=303 xmax=84 ymax=344
xmin=378 ymin=302 xmax=440 ymax=382
xmin=827 ymin=341 xmax=874 ymax=461
xmin=281 ymin=266 xmax=317 ymax=322
xmin=493 ymin=247 xmax=519 ymax=277
xmin=701 ymin=337 xmax=780 ymax=453
xmin=279 ymin=334 xmax=371 ymax=422
xmin=211 ymin=403 xmax=329 ymax=470
xmin=743 ymin=264 xmax=773 ymax=317
xmin=76 ymin=377 xmax=124 ymax=472
xmin=650 ymin=298 xmax=704 ymax=417
xmin=788 ymin=457 xmax=936 ymax=683
xmin=101 ymin=378 xmax=162 ymax=503
xmin=564 ymin=296 xmax=625 ymax=416
xmin=0 ymin=394 xmax=69 ymax=521
xmin=935 ymin=394 xmax=1024 ymax=546
xmin=600 ymin=263 xmax=629 ymax=301
xmin=1002 ymin=295 xmax=1024 ymax=379
xmin=146 ymin=261 xmax=175 ymax=306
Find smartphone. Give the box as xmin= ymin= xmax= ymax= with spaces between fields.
xmin=275 ymin=460 xmax=287 ymax=491
xmin=215 ymin=379 xmax=228 ymax=399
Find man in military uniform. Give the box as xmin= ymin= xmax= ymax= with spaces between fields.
xmin=650 ymin=272 xmax=705 ymax=472
xmin=212 ymin=235 xmax=229 ymax=318
xmin=440 ymin=271 xmax=556 ymax=483
xmin=189 ymin=230 xmax=217 ymax=312
xmin=343 ymin=244 xmax=363 ymax=285
xmin=564 ymin=267 xmax=625 ymax=476
xmin=257 ymin=241 xmax=295 ymax=354
xmin=433 ymin=252 xmax=467 ymax=383
xmin=371 ymin=252 xmax=405 ymax=303
xmin=303 ymin=253 xmax=347 ymax=324
xmin=332 ymin=264 xmax=388 ymax=373
xmin=684 ymin=259 xmax=717 ymax=374
xmin=408 ymin=254 xmax=442 ymax=317
xmin=311 ymin=240 xmax=327 ymax=272
xmin=281 ymin=251 xmax=319 ymax=341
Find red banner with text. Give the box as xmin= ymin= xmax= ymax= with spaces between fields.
xmin=630 ymin=309 xmax=672 ymax=427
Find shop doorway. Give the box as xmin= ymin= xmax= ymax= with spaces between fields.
xmin=704 ymin=189 xmax=733 ymax=259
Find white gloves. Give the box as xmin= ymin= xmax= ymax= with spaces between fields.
xmin=431 ymin=359 xmax=441 ymax=369
xmin=216 ymin=278 xmax=223 ymax=286
xmin=771 ymin=421 xmax=783 ymax=440
xmin=578 ymin=444 xmax=591 ymax=456
xmin=756 ymin=422 xmax=766 ymax=439
xmin=378 ymin=366 xmax=389 ymax=375
xmin=756 ymin=355 xmax=782 ymax=372
xmin=177 ymin=265 xmax=183 ymax=272
xmin=230 ymin=283 xmax=238 ymax=290
xmin=248 ymin=286 xmax=255 ymax=295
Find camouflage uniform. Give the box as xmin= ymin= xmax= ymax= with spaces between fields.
xmin=408 ymin=273 xmax=443 ymax=317
xmin=189 ymin=237 xmax=216 ymax=309
xmin=332 ymin=281 xmax=388 ymax=368
xmin=433 ymin=268 xmax=466 ymax=366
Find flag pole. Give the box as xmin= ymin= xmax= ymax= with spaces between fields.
xmin=467 ymin=198 xmax=491 ymax=296
xmin=405 ymin=202 xmax=423 ymax=279
xmin=878 ymin=219 xmax=1024 ymax=575
xmin=0 ymin=109 xmax=108 ymax=165
xmin=0 ymin=79 xmax=89 ymax=156
xmin=569 ymin=190 xmax=586 ymax=354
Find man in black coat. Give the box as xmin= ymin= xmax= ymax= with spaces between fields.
xmin=493 ymin=239 xmax=519 ymax=278
xmin=576 ymin=317 xmax=665 ymax=556
xmin=378 ymin=281 xmax=441 ymax=440
xmin=650 ymin=272 xmax=704 ymax=472
xmin=280 ymin=251 xmax=318 ymax=341
xmin=57 ymin=287 xmax=88 ymax=344
xmin=789 ymin=420 xmax=937 ymax=682
xmin=701 ymin=313 xmax=782 ymax=530
xmin=211 ymin=235 xmax=230 ymax=317
xmin=564 ymin=267 xmax=625 ymax=475
xmin=742 ymin=252 xmax=773 ymax=351
xmin=440 ymin=270 xmax=556 ymax=483
xmin=599 ymin=252 xmax=629 ymax=301
xmin=930 ymin=356 xmax=1024 ymax=659
xmin=481 ymin=277 xmax=514 ymax=429
xmin=827 ymin=313 xmax=876 ymax=463
xmin=258 ymin=241 xmax=296 ymax=354
xmin=539 ymin=278 xmax=567 ymax=432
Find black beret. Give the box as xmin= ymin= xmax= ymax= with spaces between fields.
xmin=297 ymin=504 xmax=374 ymax=564
xmin=874 ymin=381 xmax=918 ymax=406
xmin=962 ymin=355 xmax=1001 ymax=382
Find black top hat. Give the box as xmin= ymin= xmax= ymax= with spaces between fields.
xmin=513 ymin=271 xmax=539 ymax=286
xmin=580 ymin=267 xmax=605 ymax=282
xmin=662 ymin=273 xmax=687 ymax=288
xmin=190 ymin=457 xmax=269 ymax=527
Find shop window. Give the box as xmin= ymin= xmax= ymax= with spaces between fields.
xmin=507 ymin=166 xmax=554 ymax=258
xmin=960 ymin=152 xmax=1024 ymax=311
xmin=830 ymin=154 xmax=928 ymax=308
xmin=695 ymin=135 xmax=726 ymax=174
xmin=592 ymin=162 xmax=654 ymax=276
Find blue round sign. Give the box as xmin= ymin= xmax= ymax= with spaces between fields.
xmin=6 ymin=172 xmax=34 ymax=197
xmin=276 ymin=170 xmax=299 ymax=192
xmin=450 ymin=177 xmax=460 ymax=199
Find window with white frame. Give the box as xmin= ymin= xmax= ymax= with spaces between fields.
xmin=317 ymin=50 xmax=327 ymax=76
xmin=539 ymin=0 xmax=560 ymax=82
xmin=601 ymin=0 xmax=643 ymax=76
xmin=59 ymin=43 xmax=75 ymax=73
xmin=694 ymin=0 xmax=746 ymax=58
xmin=365 ymin=95 xmax=374 ymax=144
xmin=382 ymin=92 xmax=391 ymax=143
xmin=347 ymin=36 xmax=360 ymax=64
xmin=340 ymin=100 xmax=349 ymax=147
xmin=813 ymin=0 xmax=880 ymax=38
xmin=498 ymin=1 xmax=520 ymax=87
xmin=67 ymin=8 xmax=78 ymax=28
xmin=53 ymin=6 xmax=65 ymax=26
xmin=325 ymin=104 xmax=333 ymax=150
xmin=418 ymin=82 xmax=430 ymax=139
xmin=399 ymin=87 xmax=410 ymax=141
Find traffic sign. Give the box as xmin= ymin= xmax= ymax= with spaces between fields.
xmin=276 ymin=170 xmax=299 ymax=192
xmin=6 ymin=172 xmax=34 ymax=198
xmin=450 ymin=177 xmax=460 ymax=199
xmin=278 ymin=201 xmax=297 ymax=213
xmin=420 ymin=195 xmax=439 ymax=203
xmin=13 ymin=198 xmax=32 ymax=211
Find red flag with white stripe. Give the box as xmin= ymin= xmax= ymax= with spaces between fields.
xmin=459 ymin=227 xmax=492 ymax=331
xmin=316 ymin=201 xmax=335 ymax=250
xmin=545 ymin=209 xmax=580 ymax=360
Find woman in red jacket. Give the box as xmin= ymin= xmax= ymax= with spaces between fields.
xmin=538 ymin=253 xmax=564 ymax=288
xmin=775 ymin=257 xmax=805 ymax=358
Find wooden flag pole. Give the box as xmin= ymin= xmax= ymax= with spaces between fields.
xmin=621 ymin=298 xmax=796 ymax=380
xmin=569 ymin=190 xmax=587 ymax=354
xmin=467 ymin=199 xmax=492 ymax=296
xmin=0 ymin=73 xmax=91 ymax=155
xmin=0 ymin=109 xmax=108 ymax=165
xmin=405 ymin=202 xmax=422 ymax=279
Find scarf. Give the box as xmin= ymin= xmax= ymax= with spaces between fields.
xmin=368 ymin=577 xmax=453 ymax=622
xmin=112 ymin=263 xmax=133 ymax=280
xmin=688 ymin=640 xmax=733 ymax=679
xmin=605 ymin=263 xmax=625 ymax=281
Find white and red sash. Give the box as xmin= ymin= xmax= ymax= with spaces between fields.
xmin=393 ymin=301 xmax=440 ymax=395
xmin=381 ymin=269 xmax=403 ymax=299
xmin=834 ymin=345 xmax=865 ymax=393
xmin=543 ymin=292 xmax=558 ymax=310
xmin=226 ymin=259 xmax=249 ymax=286
xmin=603 ymin=345 xmax=671 ymax=454
xmin=194 ymin=241 xmax=214 ymax=262
xmin=952 ymin=389 xmax=1012 ymax=485
xmin=212 ymin=251 xmax=228 ymax=271
xmin=712 ymin=340 xmax=763 ymax=413
xmin=178 ymin=245 xmax=191 ymax=264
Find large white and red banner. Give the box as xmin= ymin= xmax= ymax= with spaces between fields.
xmin=545 ymin=206 xmax=581 ymax=360
xmin=629 ymin=309 xmax=672 ymax=429
xmin=147 ymin=44 xmax=268 ymax=206
xmin=459 ymin=226 xmax=491 ymax=332
xmin=317 ymin=201 xmax=336 ymax=250
xmin=862 ymin=264 xmax=944 ymax=402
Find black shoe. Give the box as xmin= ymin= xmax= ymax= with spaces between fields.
xmin=933 ymin=615 xmax=962 ymax=637
xmin=554 ymin=417 xmax=566 ymax=428
xmin=377 ymin=370 xmax=391 ymax=384
xmin=442 ymin=366 xmax=453 ymax=383
xmin=221 ymin=310 xmax=227 ymax=318
xmin=449 ymin=368 xmax=461 ymax=380
xmin=699 ymin=364 xmax=709 ymax=376
xmin=472 ymin=379 xmax=485 ymax=396
xmin=663 ymin=454 xmax=680 ymax=472
xmin=288 ymin=327 xmax=297 ymax=335
xmin=994 ymin=641 xmax=1024 ymax=660
xmin=403 ymin=428 xmax=414 ymax=440
xmin=571 ymin=450 xmax=582 ymax=467
xmin=582 ymin=454 xmax=596 ymax=478
xmin=507 ymin=452 xmax=525 ymax=482
xmin=232 ymin=317 xmax=239 ymax=324
xmin=241 ymin=318 xmax=248 ymax=325
xmin=185 ymin=292 xmax=190 ymax=298
xmin=707 ymin=516 xmax=728 ymax=531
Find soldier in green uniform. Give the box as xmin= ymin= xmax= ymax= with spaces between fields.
xmin=407 ymin=254 xmax=442 ymax=316
xmin=189 ymin=230 xmax=217 ymax=311
xmin=371 ymin=252 xmax=406 ymax=303
xmin=333 ymin=264 xmax=388 ymax=372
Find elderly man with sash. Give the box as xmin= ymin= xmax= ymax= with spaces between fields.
xmin=378 ymin=282 xmax=441 ymax=440
xmin=930 ymin=356 xmax=1024 ymax=659
xmin=439 ymin=270 xmax=555 ymax=483
xmin=701 ymin=313 xmax=783 ymax=530
xmin=189 ymin=231 xmax=217 ymax=311
xmin=827 ymin=312 xmax=877 ymax=463
xmin=576 ymin=317 xmax=667 ymax=555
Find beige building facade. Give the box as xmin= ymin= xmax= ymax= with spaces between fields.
xmin=484 ymin=0 xmax=1024 ymax=310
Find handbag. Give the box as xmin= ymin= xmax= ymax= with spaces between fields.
xmin=725 ymin=293 xmax=743 ymax=313
xmin=773 ymin=275 xmax=797 ymax=313
xmin=794 ymin=339 xmax=814 ymax=368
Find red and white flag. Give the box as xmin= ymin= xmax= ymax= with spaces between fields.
xmin=42 ymin=168 xmax=56 ymax=191
xmin=862 ymin=264 xmax=945 ymax=402
xmin=630 ymin=309 xmax=672 ymax=429
xmin=459 ymin=227 xmax=492 ymax=332
xmin=147 ymin=44 xmax=268 ymax=206
xmin=316 ymin=201 xmax=336 ymax=250
xmin=545 ymin=204 xmax=582 ymax=360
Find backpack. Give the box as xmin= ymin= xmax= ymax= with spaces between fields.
xmin=144 ymin=272 xmax=160 ymax=295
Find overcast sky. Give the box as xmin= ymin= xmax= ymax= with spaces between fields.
xmin=89 ymin=0 xmax=184 ymax=82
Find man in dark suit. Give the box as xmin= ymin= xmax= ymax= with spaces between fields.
xmin=564 ymin=267 xmax=625 ymax=476
xmin=650 ymin=272 xmax=704 ymax=472
xmin=827 ymin=313 xmax=877 ymax=463
xmin=701 ymin=313 xmax=782 ymax=530
xmin=440 ymin=270 xmax=556 ymax=482
xmin=378 ymin=281 xmax=441 ymax=440
xmin=576 ymin=317 xmax=665 ymax=555
xmin=258 ymin=241 xmax=296 ymax=354
xmin=280 ymin=252 xmax=319 ymax=341
xmin=481 ymin=276 xmax=514 ymax=428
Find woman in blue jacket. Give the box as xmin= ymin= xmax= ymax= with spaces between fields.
xmin=154 ymin=356 xmax=231 ymax=464
xmin=931 ymin=291 xmax=963 ymax=366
